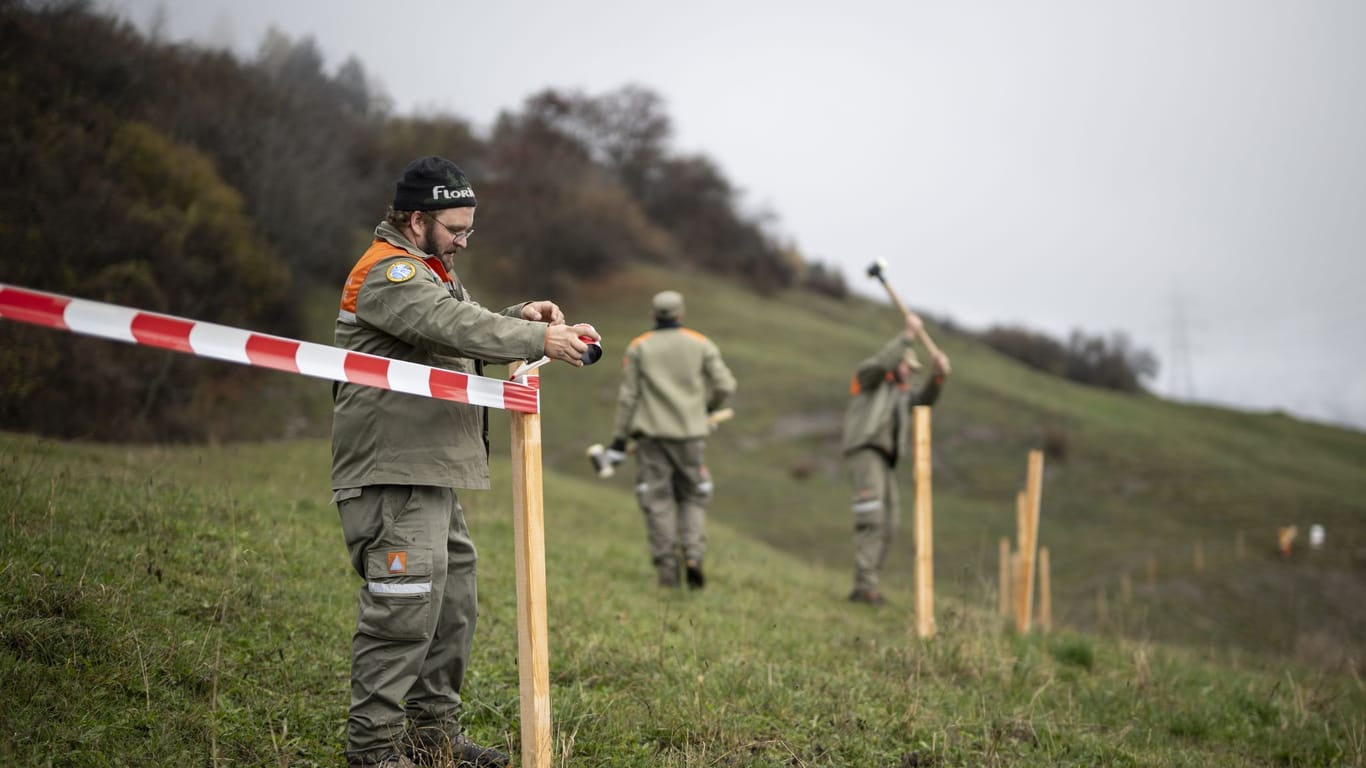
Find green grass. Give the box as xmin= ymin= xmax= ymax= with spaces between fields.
xmin=2 ymin=432 xmax=1363 ymax=766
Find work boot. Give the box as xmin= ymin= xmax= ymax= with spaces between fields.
xmin=410 ymin=728 xmax=509 ymax=768
xmin=685 ymin=560 xmax=705 ymax=589
xmin=847 ymin=588 xmax=885 ymax=606
xmin=451 ymin=735 xmax=510 ymax=767
xmin=655 ymin=557 xmax=680 ymax=588
xmin=348 ymin=752 xmax=415 ymax=768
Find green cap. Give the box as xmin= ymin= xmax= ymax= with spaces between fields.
xmin=652 ymin=290 xmax=684 ymax=319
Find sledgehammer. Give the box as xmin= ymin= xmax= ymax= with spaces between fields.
xmin=866 ymin=258 xmax=951 ymax=374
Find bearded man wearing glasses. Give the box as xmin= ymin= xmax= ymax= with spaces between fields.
xmin=331 ymin=156 xmax=597 ymax=767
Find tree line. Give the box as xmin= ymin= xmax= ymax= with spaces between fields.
xmin=976 ymin=325 xmax=1158 ymax=394
xmin=0 ymin=0 xmax=845 ymax=441
xmin=0 ymin=0 xmax=1153 ymax=441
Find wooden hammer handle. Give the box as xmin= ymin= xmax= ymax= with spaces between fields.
xmin=875 ymin=275 xmax=950 ymax=374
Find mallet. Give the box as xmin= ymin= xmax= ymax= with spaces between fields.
xmin=866 ymin=258 xmax=951 ymax=374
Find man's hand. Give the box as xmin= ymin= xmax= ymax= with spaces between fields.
xmin=544 ymin=323 xmax=600 ymax=366
xmin=521 ymin=300 xmax=565 ymax=325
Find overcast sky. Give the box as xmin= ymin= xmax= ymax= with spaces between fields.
xmin=108 ymin=0 xmax=1366 ymax=430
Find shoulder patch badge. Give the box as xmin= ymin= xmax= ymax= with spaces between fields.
xmin=385 ymin=261 xmax=418 ymax=283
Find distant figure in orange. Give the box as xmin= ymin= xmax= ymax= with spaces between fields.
xmin=1277 ymin=525 xmax=1298 ymax=558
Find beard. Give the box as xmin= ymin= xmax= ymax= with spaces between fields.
xmin=420 ymin=218 xmax=458 ymax=271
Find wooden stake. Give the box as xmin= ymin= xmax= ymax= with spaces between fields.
xmin=1012 ymin=491 xmax=1026 ymax=627
xmin=1038 ymin=546 xmax=1052 ymax=633
xmin=509 ymin=369 xmax=552 ymax=768
xmin=913 ymin=405 xmax=935 ymax=638
xmin=1017 ymin=450 xmax=1045 ymax=632
xmin=1015 ymin=490 xmax=1028 ymax=554
xmin=998 ymin=537 xmax=1012 ymax=618
xmin=1193 ymin=540 xmax=1205 ymax=572
xmin=1011 ymin=552 xmax=1024 ymax=629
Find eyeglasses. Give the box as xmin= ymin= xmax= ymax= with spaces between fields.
xmin=425 ymin=213 xmax=474 ymax=242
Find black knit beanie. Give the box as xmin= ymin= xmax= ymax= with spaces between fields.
xmin=392 ymin=156 xmax=477 ymax=211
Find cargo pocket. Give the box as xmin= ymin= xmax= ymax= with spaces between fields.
xmin=851 ymin=495 xmax=883 ymax=531
xmin=695 ymin=466 xmax=714 ymax=500
xmin=358 ymin=546 xmax=434 ymax=641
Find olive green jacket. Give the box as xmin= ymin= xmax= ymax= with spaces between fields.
xmin=331 ymin=221 xmax=547 ymax=491
xmin=613 ymin=324 xmax=737 ymax=441
xmin=840 ymin=335 xmax=944 ymax=466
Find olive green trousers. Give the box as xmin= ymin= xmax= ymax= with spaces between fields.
xmin=846 ymin=448 xmax=902 ymax=593
xmin=336 ymin=485 xmax=478 ymax=764
xmin=634 ymin=437 xmax=712 ymax=574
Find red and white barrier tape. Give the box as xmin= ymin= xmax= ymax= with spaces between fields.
xmin=0 ymin=284 xmax=539 ymax=414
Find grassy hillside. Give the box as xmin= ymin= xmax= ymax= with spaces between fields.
xmin=1 ymin=432 xmax=1362 ymax=766
xmin=475 ymin=264 xmax=1366 ymax=669
xmin=2 ymin=262 xmax=1364 ymax=764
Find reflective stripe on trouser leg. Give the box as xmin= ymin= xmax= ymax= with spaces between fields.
xmin=848 ymin=449 xmax=900 ymax=593
xmin=338 ymin=485 xmax=474 ymax=761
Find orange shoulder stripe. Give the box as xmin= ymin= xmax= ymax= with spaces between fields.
xmin=849 ymin=371 xmax=896 ymax=396
xmin=340 ymin=240 xmax=415 ymax=313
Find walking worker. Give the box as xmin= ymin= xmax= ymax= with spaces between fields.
xmin=606 ymin=290 xmax=737 ymax=589
xmin=331 ymin=156 xmax=599 ymax=768
xmin=843 ymin=313 xmax=950 ymax=605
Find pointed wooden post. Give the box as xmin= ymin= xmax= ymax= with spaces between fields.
xmin=1013 ymin=490 xmax=1027 ymax=628
xmin=509 ymin=368 xmax=552 ymax=768
xmin=1011 ymin=551 xmax=1025 ymax=628
xmin=913 ymin=405 xmax=935 ymax=638
xmin=1017 ymin=451 xmax=1045 ymax=632
xmin=998 ymin=537 xmax=1012 ymax=618
xmin=1038 ymin=546 xmax=1052 ymax=633
xmin=1015 ymin=490 xmax=1028 ymax=555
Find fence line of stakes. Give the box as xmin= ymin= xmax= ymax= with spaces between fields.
xmin=998 ymin=450 xmax=1048 ymax=633
xmin=996 ymin=459 xmax=1321 ymax=635
xmin=0 ymin=285 xmax=558 ymax=768
xmin=912 ymin=412 xmax=1060 ymax=634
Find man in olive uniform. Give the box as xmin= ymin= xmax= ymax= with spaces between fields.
xmin=332 ymin=156 xmax=597 ymax=768
xmin=843 ymin=313 xmax=950 ymax=605
xmin=607 ymin=290 xmax=736 ymax=589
